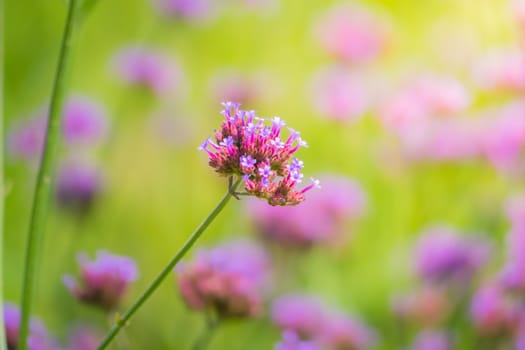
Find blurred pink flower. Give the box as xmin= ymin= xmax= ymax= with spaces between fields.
xmin=272 ymin=295 xmax=327 ymax=339
xmin=62 ymin=96 xmax=108 ymax=146
xmin=248 ymin=175 xmax=366 ymax=248
xmin=410 ymin=330 xmax=451 ymax=350
xmin=153 ymin=0 xmax=215 ymax=22
xmin=319 ymin=312 xmax=377 ymax=350
xmin=209 ymin=71 xmax=266 ymax=107
xmin=65 ymin=325 xmax=102 ymax=350
xmin=176 ymin=240 xmax=270 ymax=318
xmin=113 ymin=47 xmax=182 ymax=96
xmin=505 ymin=194 xmax=525 ymax=230
xmin=8 ymin=115 xmax=46 ymax=161
xmin=414 ymin=226 xmax=491 ymax=284
xmin=391 ymin=286 xmax=450 ymax=327
xmin=63 ymin=251 xmax=138 ymax=311
xmin=315 ymin=3 xmax=389 ymax=63
xmin=310 ymin=66 xmax=369 ymax=123
xmin=275 ymin=331 xmax=320 ymax=350
xmin=470 ymin=284 xmax=515 ymax=336
xmin=473 ymin=50 xmax=525 ymax=93
xmin=4 ymin=303 xmax=55 ymax=350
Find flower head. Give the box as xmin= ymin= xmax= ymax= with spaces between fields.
xmin=176 ymin=240 xmax=270 ymax=318
xmin=470 ymin=284 xmax=516 ymax=336
xmin=153 ymin=0 xmax=215 ymax=22
xmin=8 ymin=116 xmax=46 ymax=161
xmin=391 ymin=286 xmax=450 ymax=327
xmin=410 ymin=330 xmax=451 ymax=350
xmin=63 ymin=251 xmax=138 ymax=311
xmin=248 ymin=175 xmax=365 ymax=248
xmin=319 ymin=312 xmax=377 ymax=350
xmin=275 ymin=331 xmax=320 ymax=350
xmin=414 ymin=226 xmax=491 ymax=284
xmin=65 ymin=325 xmax=102 ymax=350
xmin=62 ymin=96 xmax=109 ymax=146
xmin=56 ymin=162 xmax=104 ymax=216
xmin=271 ymin=295 xmax=327 ymax=339
xmin=199 ymin=102 xmax=318 ymax=206
xmin=4 ymin=303 xmax=55 ymax=350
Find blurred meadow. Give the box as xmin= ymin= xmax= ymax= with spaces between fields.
xmin=3 ymin=0 xmax=525 ymax=349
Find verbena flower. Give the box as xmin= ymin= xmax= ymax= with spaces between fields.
xmin=65 ymin=325 xmax=102 ymax=350
xmin=113 ymin=47 xmax=182 ymax=96
xmin=248 ymin=175 xmax=365 ymax=248
xmin=176 ymin=240 xmax=270 ymax=318
xmin=199 ymin=102 xmax=319 ymax=206
xmin=153 ymin=0 xmax=215 ymax=22
xmin=470 ymin=284 xmax=516 ymax=336
xmin=4 ymin=303 xmax=55 ymax=350
xmin=7 ymin=116 xmax=46 ymax=161
xmin=56 ymin=162 xmax=104 ymax=216
xmin=63 ymin=251 xmax=138 ymax=311
xmin=62 ymin=96 xmax=109 ymax=147
xmin=271 ymin=295 xmax=327 ymax=339
xmin=410 ymin=330 xmax=451 ymax=350
xmin=275 ymin=331 xmax=320 ymax=350
xmin=414 ymin=226 xmax=491 ymax=285
xmin=318 ymin=312 xmax=377 ymax=350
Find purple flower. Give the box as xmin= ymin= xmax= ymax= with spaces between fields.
xmin=55 ymin=162 xmax=103 ymax=215
xmin=472 ymin=50 xmax=525 ymax=93
xmin=153 ymin=0 xmax=215 ymax=22
xmin=4 ymin=303 xmax=55 ymax=350
xmin=63 ymin=251 xmax=138 ymax=311
xmin=275 ymin=331 xmax=320 ymax=350
xmin=271 ymin=295 xmax=327 ymax=339
xmin=310 ymin=66 xmax=369 ymax=123
xmin=113 ymin=47 xmax=182 ymax=96
xmin=8 ymin=115 xmax=46 ymax=161
xmin=391 ymin=286 xmax=450 ymax=327
xmin=470 ymin=284 xmax=515 ymax=336
xmin=199 ymin=102 xmax=317 ymax=206
xmin=314 ymin=3 xmax=390 ymax=63
xmin=410 ymin=330 xmax=451 ymax=350
xmin=319 ymin=312 xmax=377 ymax=350
xmin=62 ymin=96 xmax=108 ymax=146
xmin=248 ymin=175 xmax=366 ymax=248
xmin=414 ymin=226 xmax=491 ymax=284
xmin=176 ymin=240 xmax=270 ymax=318
xmin=65 ymin=325 xmax=102 ymax=350
xmin=500 ymin=230 xmax=525 ymax=293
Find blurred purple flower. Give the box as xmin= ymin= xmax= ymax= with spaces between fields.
xmin=410 ymin=330 xmax=451 ymax=350
xmin=153 ymin=0 xmax=214 ymax=22
xmin=414 ymin=226 xmax=491 ymax=284
xmin=310 ymin=66 xmax=369 ymax=123
xmin=62 ymin=96 xmax=108 ymax=146
xmin=176 ymin=240 xmax=270 ymax=318
xmin=275 ymin=331 xmax=320 ymax=350
xmin=319 ymin=312 xmax=377 ymax=350
xmin=200 ymin=102 xmax=319 ymax=206
xmin=63 ymin=251 xmax=138 ymax=311
xmin=500 ymin=231 xmax=525 ymax=293
xmin=65 ymin=325 xmax=102 ymax=350
xmin=473 ymin=50 xmax=525 ymax=93
xmin=56 ymin=162 xmax=103 ymax=215
xmin=271 ymin=295 xmax=327 ymax=339
xmin=113 ymin=47 xmax=182 ymax=96
xmin=8 ymin=116 xmax=46 ymax=161
xmin=4 ymin=303 xmax=55 ymax=350
xmin=391 ymin=286 xmax=450 ymax=327
xmin=314 ymin=3 xmax=390 ymax=63
xmin=248 ymin=175 xmax=365 ymax=248
xmin=470 ymin=284 xmax=515 ymax=336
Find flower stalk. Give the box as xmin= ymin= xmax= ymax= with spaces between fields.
xmin=96 ymin=178 xmax=241 ymax=350
xmin=18 ymin=0 xmax=83 ymax=349
xmin=0 ymin=0 xmax=6 ymax=348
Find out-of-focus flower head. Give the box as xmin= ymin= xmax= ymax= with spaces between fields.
xmin=56 ymin=161 xmax=104 ymax=216
xmin=248 ymin=175 xmax=366 ymax=249
xmin=500 ymin=231 xmax=525 ymax=293
xmin=176 ymin=240 xmax=270 ymax=318
xmin=65 ymin=325 xmax=102 ymax=350
xmin=391 ymin=286 xmax=450 ymax=327
xmin=473 ymin=50 xmax=525 ymax=93
xmin=410 ymin=330 xmax=451 ymax=350
xmin=199 ymin=102 xmax=319 ymax=206
xmin=275 ymin=331 xmax=320 ymax=350
xmin=470 ymin=284 xmax=517 ymax=336
xmin=310 ymin=66 xmax=369 ymax=123
xmin=271 ymin=294 xmax=327 ymax=339
xmin=505 ymin=193 xmax=525 ymax=230
xmin=63 ymin=251 xmax=138 ymax=311
xmin=8 ymin=115 xmax=46 ymax=162
xmin=209 ymin=71 xmax=269 ymax=108
xmin=319 ymin=312 xmax=377 ymax=350
xmin=414 ymin=226 xmax=491 ymax=285
xmin=153 ymin=0 xmax=215 ymax=23
xmin=4 ymin=303 xmax=55 ymax=350
xmin=314 ymin=3 xmax=390 ymax=63
xmin=113 ymin=47 xmax=182 ymax=96
xmin=62 ymin=96 xmax=109 ymax=147
xmin=480 ymin=102 xmax=525 ymax=173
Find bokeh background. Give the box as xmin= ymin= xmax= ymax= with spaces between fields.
xmin=4 ymin=0 xmax=525 ymax=349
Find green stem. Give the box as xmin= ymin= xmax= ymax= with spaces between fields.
xmin=0 ymin=0 xmax=6 ymax=348
xmin=97 ymin=178 xmax=241 ymax=350
xmin=18 ymin=1 xmax=82 ymax=349
xmin=191 ymin=316 xmax=220 ymax=350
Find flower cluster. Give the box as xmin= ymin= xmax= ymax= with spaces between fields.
xmin=176 ymin=240 xmax=270 ymax=318
xmin=271 ymin=294 xmax=377 ymax=350
xmin=63 ymin=251 xmax=138 ymax=311
xmin=199 ymin=102 xmax=319 ymax=206
xmin=4 ymin=303 xmax=56 ymax=350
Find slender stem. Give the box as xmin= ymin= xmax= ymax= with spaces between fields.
xmin=97 ymin=178 xmax=241 ymax=350
xmin=0 ymin=0 xmax=6 ymax=348
xmin=18 ymin=1 xmax=82 ymax=349
xmin=191 ymin=316 xmax=220 ymax=350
